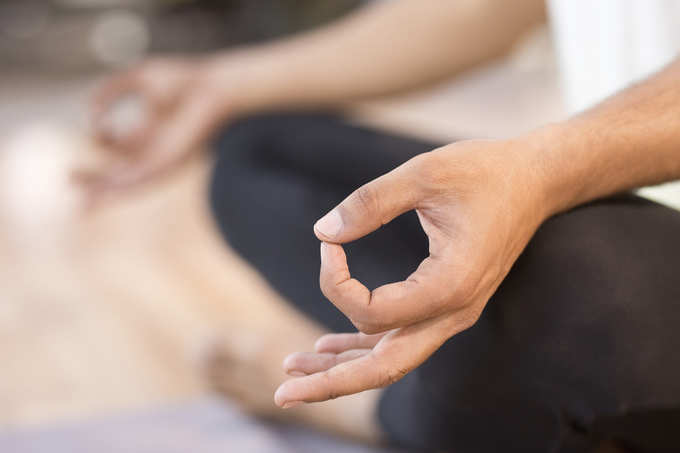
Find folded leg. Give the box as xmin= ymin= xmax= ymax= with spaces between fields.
xmin=379 ymin=195 xmax=680 ymax=452
xmin=210 ymin=112 xmax=434 ymax=332
xmin=209 ymin=113 xmax=680 ymax=452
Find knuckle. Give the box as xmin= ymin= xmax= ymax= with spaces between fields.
xmin=319 ymin=276 xmax=343 ymax=302
xmin=319 ymin=279 xmax=336 ymax=300
xmin=353 ymin=184 xmax=379 ymax=217
xmin=407 ymin=150 xmax=438 ymax=172
xmin=321 ymin=371 xmax=340 ymax=400
xmin=381 ymin=366 xmax=409 ymax=387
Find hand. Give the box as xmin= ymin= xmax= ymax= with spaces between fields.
xmin=76 ymin=56 xmax=232 ymax=199
xmin=275 ymin=138 xmax=552 ymax=407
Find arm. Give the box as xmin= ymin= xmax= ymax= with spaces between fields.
xmin=538 ymin=59 xmax=680 ymax=214
xmin=214 ymin=0 xmax=547 ymax=114
xmin=81 ymin=0 xmax=545 ymax=196
xmin=274 ymin=58 xmax=680 ymax=406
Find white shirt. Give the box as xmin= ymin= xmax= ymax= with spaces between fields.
xmin=548 ymin=0 xmax=680 ymax=114
xmin=548 ymin=0 xmax=680 ymax=209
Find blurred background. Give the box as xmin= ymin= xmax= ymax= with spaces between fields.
xmin=0 ymin=0 xmax=365 ymax=71
xmin=0 ymin=1 xmax=568 ymax=452
xmin=0 ymin=0 xmax=363 ymax=131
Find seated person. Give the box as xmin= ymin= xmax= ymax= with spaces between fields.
xmin=79 ymin=1 xmax=680 ymax=451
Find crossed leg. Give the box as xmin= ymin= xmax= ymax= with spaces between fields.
xmin=204 ymin=113 xmax=680 ymax=452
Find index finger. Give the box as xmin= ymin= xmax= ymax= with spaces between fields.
xmin=320 ymin=242 xmax=453 ymax=334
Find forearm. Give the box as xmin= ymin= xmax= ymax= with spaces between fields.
xmin=209 ymin=0 xmax=545 ymax=115
xmin=529 ymin=58 xmax=680 ymax=217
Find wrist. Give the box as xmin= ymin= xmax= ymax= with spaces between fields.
xmin=515 ymin=121 xmax=596 ymax=220
xmin=198 ymin=49 xmax=262 ymax=119
xmin=201 ymin=45 xmax=295 ymax=120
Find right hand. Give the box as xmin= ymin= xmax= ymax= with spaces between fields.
xmin=275 ymin=138 xmax=554 ymax=407
xmin=77 ymin=57 xmax=232 ymax=198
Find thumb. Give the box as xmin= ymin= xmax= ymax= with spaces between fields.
xmin=314 ymin=163 xmax=420 ymax=243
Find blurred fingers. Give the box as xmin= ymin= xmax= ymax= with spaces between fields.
xmin=145 ymin=89 xmax=219 ymax=158
xmin=76 ymin=91 xmax=218 ymax=201
xmin=92 ymin=70 xmax=145 ymax=144
xmin=72 ymin=158 xmax=168 ymax=205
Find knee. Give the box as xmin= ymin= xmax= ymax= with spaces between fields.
xmin=486 ymin=195 xmax=680 ymax=399
xmin=498 ymin=195 xmax=680 ymax=321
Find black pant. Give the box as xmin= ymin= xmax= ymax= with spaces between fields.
xmin=209 ymin=113 xmax=680 ymax=453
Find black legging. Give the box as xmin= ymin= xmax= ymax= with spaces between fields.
xmin=209 ymin=113 xmax=680 ymax=453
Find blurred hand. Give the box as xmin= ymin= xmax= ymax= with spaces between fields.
xmin=76 ymin=57 xmax=230 ymax=198
xmin=275 ymin=139 xmax=552 ymax=407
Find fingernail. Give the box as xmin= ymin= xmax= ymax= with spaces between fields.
xmin=314 ymin=210 xmax=343 ymax=239
xmin=287 ymin=370 xmax=305 ymax=377
xmin=282 ymin=401 xmax=302 ymax=409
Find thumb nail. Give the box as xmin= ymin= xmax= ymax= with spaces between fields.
xmin=314 ymin=209 xmax=343 ymax=239
xmin=282 ymin=401 xmax=302 ymax=409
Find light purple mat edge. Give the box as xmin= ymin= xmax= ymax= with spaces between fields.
xmin=0 ymin=397 xmax=400 ymax=453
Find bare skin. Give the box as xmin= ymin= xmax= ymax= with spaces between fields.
xmin=276 ymin=60 xmax=680 ymax=406
xmin=79 ymin=0 xmax=544 ymax=439
xmin=202 ymin=60 xmax=680 ymax=445
xmin=77 ymin=0 xmax=545 ymax=195
xmin=78 ymin=0 xmax=680 ymax=448
xmin=201 ymin=322 xmax=383 ymax=443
